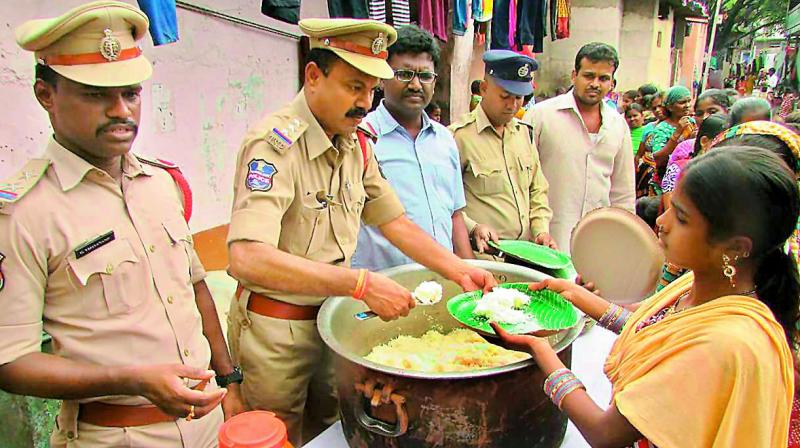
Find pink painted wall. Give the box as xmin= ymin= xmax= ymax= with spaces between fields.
xmin=0 ymin=0 xmax=327 ymax=232
xmin=678 ymin=19 xmax=708 ymax=90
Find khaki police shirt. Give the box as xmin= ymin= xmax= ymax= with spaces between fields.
xmin=449 ymin=105 xmax=552 ymax=241
xmin=0 ymin=139 xmax=211 ymax=406
xmin=228 ymin=91 xmax=405 ymax=306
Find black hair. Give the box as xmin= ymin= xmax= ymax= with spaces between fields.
xmin=35 ymin=64 xmax=60 ymax=87
xmin=696 ymin=88 xmax=733 ymax=111
xmin=642 ymin=90 xmax=665 ymax=110
xmin=730 ymin=97 xmax=772 ymax=125
xmin=389 ymin=25 xmax=440 ymax=67
xmin=682 ymin=146 xmax=800 ymax=345
xmin=625 ymin=103 xmax=643 ymax=116
xmin=574 ymin=42 xmax=619 ymax=74
xmin=715 ymin=133 xmax=798 ymax=176
xmin=623 ymin=89 xmax=638 ymax=99
xmin=691 ymin=113 xmax=729 ymax=157
xmin=306 ymin=48 xmax=342 ymax=76
xmin=471 ymin=80 xmax=482 ymax=95
xmin=425 ymin=101 xmax=441 ymax=113
xmin=638 ymin=83 xmax=659 ymax=97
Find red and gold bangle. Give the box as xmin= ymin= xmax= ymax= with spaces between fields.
xmin=356 ymin=272 xmax=371 ymax=300
xmin=352 ymin=269 xmax=369 ymax=300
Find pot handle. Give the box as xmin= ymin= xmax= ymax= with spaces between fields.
xmin=354 ymin=382 xmax=409 ymax=438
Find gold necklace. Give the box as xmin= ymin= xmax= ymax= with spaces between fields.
xmin=668 ymin=288 xmax=757 ymax=316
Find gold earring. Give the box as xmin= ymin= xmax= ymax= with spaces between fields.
xmin=722 ymin=254 xmax=736 ymax=288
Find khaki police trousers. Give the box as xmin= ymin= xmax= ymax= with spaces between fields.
xmin=227 ymin=294 xmax=338 ymax=447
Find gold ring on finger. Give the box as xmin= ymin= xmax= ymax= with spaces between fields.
xmin=186 ymin=405 xmax=195 ymax=421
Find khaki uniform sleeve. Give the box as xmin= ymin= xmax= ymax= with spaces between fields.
xmin=361 ymin=142 xmax=404 ymax=227
xmin=228 ymin=140 xmax=296 ymax=246
xmin=452 ymin=128 xmax=478 ymax=233
xmin=189 ymin=247 xmax=207 ymax=284
xmin=528 ymin=138 xmax=552 ymax=237
xmin=0 ymin=215 xmax=46 ymax=365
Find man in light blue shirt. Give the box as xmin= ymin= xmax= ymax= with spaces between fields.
xmin=353 ymin=25 xmax=473 ymax=271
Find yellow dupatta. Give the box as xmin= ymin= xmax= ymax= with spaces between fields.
xmin=604 ymin=272 xmax=794 ymax=448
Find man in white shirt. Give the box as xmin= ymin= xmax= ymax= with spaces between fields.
xmin=524 ymin=42 xmax=635 ymax=252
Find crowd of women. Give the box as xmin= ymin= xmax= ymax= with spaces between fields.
xmin=490 ymin=83 xmax=800 ymax=447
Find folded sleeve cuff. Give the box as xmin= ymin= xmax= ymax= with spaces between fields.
xmin=0 ymin=322 xmax=43 ymax=365
xmin=228 ymin=209 xmax=283 ymax=246
xmin=362 ymin=192 xmax=405 ymax=227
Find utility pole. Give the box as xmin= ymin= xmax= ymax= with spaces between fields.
xmin=701 ymin=0 xmax=724 ymax=90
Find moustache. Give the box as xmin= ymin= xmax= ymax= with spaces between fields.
xmin=403 ymin=90 xmax=424 ymax=98
xmin=345 ymin=108 xmax=368 ymax=119
xmin=96 ymin=119 xmax=138 ymax=137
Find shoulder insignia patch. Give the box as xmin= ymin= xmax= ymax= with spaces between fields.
xmin=246 ymin=159 xmax=278 ymax=192
xmin=0 ymin=159 xmax=50 ymax=204
xmin=135 ymin=154 xmax=179 ymax=170
xmin=263 ymin=117 xmax=308 ymax=154
xmin=448 ymin=112 xmax=477 ymax=133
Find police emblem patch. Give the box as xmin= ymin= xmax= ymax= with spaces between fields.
xmin=518 ymin=64 xmax=530 ymax=78
xmin=246 ymin=159 xmax=278 ymax=192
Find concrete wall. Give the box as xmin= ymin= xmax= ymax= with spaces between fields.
xmin=648 ymin=7 xmax=674 ymax=89
xmin=617 ymin=0 xmax=658 ymax=91
xmin=534 ymin=0 xmax=624 ymax=95
xmin=0 ymin=0 xmax=328 ymax=233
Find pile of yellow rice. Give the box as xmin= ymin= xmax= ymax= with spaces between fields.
xmin=364 ymin=329 xmax=530 ymax=372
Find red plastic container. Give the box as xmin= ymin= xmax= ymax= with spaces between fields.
xmin=219 ymin=411 xmax=293 ymax=448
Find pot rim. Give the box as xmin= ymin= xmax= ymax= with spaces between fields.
xmin=318 ymin=260 xmax=585 ymax=380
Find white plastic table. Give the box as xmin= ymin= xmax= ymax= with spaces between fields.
xmin=305 ymin=325 xmax=618 ymax=448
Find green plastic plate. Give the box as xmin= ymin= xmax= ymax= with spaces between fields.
xmin=489 ymin=240 xmax=572 ymax=270
xmin=447 ymin=282 xmax=580 ymax=336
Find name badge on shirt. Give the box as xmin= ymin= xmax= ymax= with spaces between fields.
xmin=74 ymin=231 xmax=115 ymax=259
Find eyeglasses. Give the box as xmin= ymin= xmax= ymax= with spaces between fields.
xmin=393 ymin=69 xmax=438 ymax=84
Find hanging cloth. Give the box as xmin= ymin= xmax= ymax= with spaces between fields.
xmin=419 ymin=0 xmax=448 ymax=41
xmin=260 ymin=0 xmax=301 ymax=24
xmin=453 ymin=0 xmax=469 ymax=36
xmin=329 ymin=0 xmax=370 ymax=19
xmin=137 ymin=0 xmax=179 ymax=45
xmin=555 ymin=0 xmax=570 ymax=39
xmin=369 ymin=0 xmax=411 ymax=26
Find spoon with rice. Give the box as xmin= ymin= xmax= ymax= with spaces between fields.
xmin=354 ymin=281 xmax=443 ymax=321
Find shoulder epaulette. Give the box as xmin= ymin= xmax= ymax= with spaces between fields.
xmin=259 ymin=115 xmax=309 ymax=155
xmin=0 ymin=158 xmax=50 ymax=206
xmin=135 ymin=154 xmax=179 ymax=170
xmin=448 ymin=110 xmax=478 ymax=133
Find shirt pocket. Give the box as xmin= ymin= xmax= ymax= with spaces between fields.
xmin=67 ymin=238 xmax=139 ymax=315
xmin=343 ymin=181 xmax=367 ymax=217
xmin=162 ymin=217 xmax=194 ymax=286
xmin=517 ymin=156 xmax=533 ymax=190
xmin=294 ymin=193 xmax=330 ymax=258
xmin=468 ymin=160 xmax=506 ymax=195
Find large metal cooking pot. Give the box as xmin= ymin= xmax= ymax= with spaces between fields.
xmin=318 ymin=260 xmax=583 ymax=448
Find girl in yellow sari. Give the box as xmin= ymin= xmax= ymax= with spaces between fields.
xmin=494 ymin=146 xmax=798 ymax=447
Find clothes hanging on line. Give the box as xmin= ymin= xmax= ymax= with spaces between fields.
xmin=419 ymin=0 xmax=448 ymax=41
xmin=329 ymin=0 xmax=370 ymax=19
xmin=138 ymin=0 xmax=179 ymax=45
xmin=368 ymin=0 xmax=411 ymax=26
xmin=453 ymin=0 xmax=469 ymax=36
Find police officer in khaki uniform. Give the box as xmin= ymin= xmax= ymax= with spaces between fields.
xmin=0 ymin=2 xmax=245 ymax=447
xmin=226 ymin=18 xmax=497 ymax=446
xmin=449 ymin=50 xmax=555 ymax=255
